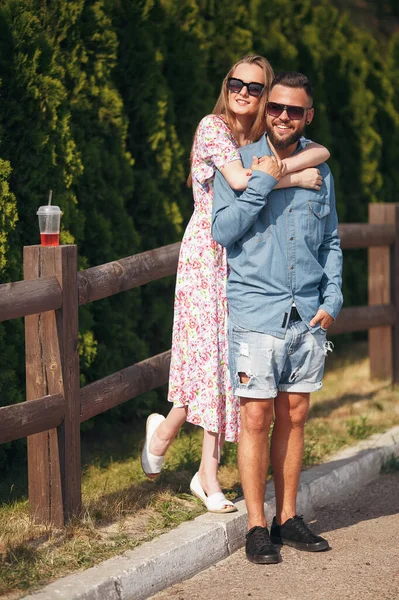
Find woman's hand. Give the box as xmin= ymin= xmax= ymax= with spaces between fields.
xmin=251 ymin=154 xmax=287 ymax=181
xmin=294 ymin=168 xmax=323 ymax=190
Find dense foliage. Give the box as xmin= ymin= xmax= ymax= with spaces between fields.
xmin=0 ymin=0 xmax=398 ymax=468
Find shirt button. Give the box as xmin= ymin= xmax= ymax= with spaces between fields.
xmin=290 ymin=237 xmax=294 ymax=241
xmin=290 ymin=266 xmax=294 ymax=270
xmin=289 ymin=208 xmax=293 ymax=213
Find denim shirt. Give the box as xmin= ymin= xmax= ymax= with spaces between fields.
xmin=211 ymin=135 xmax=343 ymax=339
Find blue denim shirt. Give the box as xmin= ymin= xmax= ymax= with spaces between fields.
xmin=212 ymin=135 xmax=343 ymax=339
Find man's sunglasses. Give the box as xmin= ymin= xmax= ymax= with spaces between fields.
xmin=227 ymin=77 xmax=265 ymax=98
xmin=267 ymin=102 xmax=310 ymax=120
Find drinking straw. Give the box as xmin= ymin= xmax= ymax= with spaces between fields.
xmin=48 ymin=189 xmax=53 ymax=206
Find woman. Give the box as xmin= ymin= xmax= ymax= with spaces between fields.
xmin=142 ymin=55 xmax=329 ymax=512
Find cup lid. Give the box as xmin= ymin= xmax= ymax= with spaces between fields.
xmin=37 ymin=205 xmax=62 ymax=215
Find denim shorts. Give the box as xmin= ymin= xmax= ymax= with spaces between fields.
xmin=228 ymin=318 xmax=332 ymax=399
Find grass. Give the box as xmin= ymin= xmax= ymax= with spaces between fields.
xmin=1 ymin=341 xmax=399 ymax=597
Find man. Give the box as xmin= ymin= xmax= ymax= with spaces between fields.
xmin=212 ymin=72 xmax=343 ymax=564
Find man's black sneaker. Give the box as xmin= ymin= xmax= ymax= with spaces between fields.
xmin=270 ymin=515 xmax=329 ymax=552
xmin=245 ymin=526 xmax=280 ymax=564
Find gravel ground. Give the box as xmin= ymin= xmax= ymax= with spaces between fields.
xmin=152 ymin=473 xmax=399 ymax=600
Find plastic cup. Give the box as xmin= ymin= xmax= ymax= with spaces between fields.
xmin=37 ymin=205 xmax=62 ymax=246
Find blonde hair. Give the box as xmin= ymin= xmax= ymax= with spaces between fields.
xmin=187 ymin=55 xmax=273 ymax=186
xmin=212 ymin=54 xmax=274 ymax=144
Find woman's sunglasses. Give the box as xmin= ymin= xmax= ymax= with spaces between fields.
xmin=227 ymin=77 xmax=265 ymax=98
xmin=266 ymin=102 xmax=310 ymax=120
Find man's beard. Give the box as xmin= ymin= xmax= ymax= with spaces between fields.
xmin=266 ymin=123 xmax=305 ymax=149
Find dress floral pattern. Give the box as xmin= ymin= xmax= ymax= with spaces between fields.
xmin=167 ymin=114 xmax=241 ymax=443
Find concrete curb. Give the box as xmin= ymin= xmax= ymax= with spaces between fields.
xmin=24 ymin=425 xmax=399 ymax=600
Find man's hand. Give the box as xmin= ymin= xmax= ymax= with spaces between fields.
xmin=251 ymin=154 xmax=286 ymax=181
xmin=310 ymin=309 xmax=334 ymax=330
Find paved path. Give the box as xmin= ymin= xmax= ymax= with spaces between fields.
xmin=152 ymin=473 xmax=399 ymax=600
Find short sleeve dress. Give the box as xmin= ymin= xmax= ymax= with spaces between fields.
xmin=167 ymin=114 xmax=241 ymax=443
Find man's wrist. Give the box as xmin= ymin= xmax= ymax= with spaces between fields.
xmin=248 ymin=170 xmax=278 ymax=196
xmin=319 ymin=303 xmax=339 ymax=321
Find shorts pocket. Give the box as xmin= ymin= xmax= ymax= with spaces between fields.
xmin=231 ymin=323 xmax=252 ymax=334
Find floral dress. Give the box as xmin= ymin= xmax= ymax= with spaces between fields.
xmin=167 ymin=114 xmax=241 ymax=443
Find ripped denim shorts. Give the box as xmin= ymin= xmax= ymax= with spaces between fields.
xmin=228 ymin=318 xmax=333 ymax=399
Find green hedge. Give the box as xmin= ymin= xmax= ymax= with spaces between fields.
xmin=0 ymin=0 xmax=398 ymax=467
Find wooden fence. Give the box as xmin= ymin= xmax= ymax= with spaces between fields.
xmin=0 ymin=203 xmax=398 ymax=527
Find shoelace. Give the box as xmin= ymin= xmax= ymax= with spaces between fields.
xmin=290 ymin=516 xmax=315 ymax=540
xmin=248 ymin=526 xmax=274 ymax=549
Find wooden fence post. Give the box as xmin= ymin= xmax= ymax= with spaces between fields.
xmin=368 ymin=204 xmax=399 ymax=382
xmin=24 ymin=245 xmax=81 ymax=526
xmin=392 ymin=206 xmax=399 ymax=384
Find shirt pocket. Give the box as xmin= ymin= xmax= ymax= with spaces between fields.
xmin=308 ymin=196 xmax=330 ymax=245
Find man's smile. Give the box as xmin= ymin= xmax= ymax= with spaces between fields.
xmin=274 ymin=122 xmax=293 ymax=133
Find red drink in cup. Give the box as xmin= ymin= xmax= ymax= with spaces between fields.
xmin=37 ymin=205 xmax=62 ymax=246
xmin=40 ymin=232 xmax=60 ymax=246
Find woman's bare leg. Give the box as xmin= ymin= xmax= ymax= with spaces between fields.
xmin=149 ymin=406 xmax=188 ymax=456
xmin=150 ymin=412 xmax=230 ymax=506
xmin=198 ymin=430 xmax=221 ymax=495
xmin=198 ymin=429 xmax=233 ymax=510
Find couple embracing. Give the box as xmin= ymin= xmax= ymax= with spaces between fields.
xmin=142 ymin=55 xmax=343 ymax=564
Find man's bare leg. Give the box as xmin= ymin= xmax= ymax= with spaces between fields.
xmin=239 ymin=397 xmax=274 ymax=529
xmin=270 ymin=391 xmax=310 ymax=524
xmin=269 ymin=391 xmax=329 ymax=551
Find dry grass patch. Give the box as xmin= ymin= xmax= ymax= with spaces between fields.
xmin=0 ymin=477 xmax=204 ymax=597
xmin=302 ymin=341 xmax=399 ymax=465
xmin=1 ymin=341 xmax=399 ymax=597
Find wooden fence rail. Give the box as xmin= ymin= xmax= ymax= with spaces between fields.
xmin=0 ymin=204 xmax=398 ymax=526
xmin=0 ymin=223 xmax=394 ymax=323
xmin=0 ymin=243 xmax=181 ymax=322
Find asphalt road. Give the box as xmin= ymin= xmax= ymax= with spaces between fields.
xmin=152 ymin=473 xmax=399 ymax=600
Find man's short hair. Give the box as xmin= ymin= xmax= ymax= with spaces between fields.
xmin=271 ymin=72 xmax=313 ymax=103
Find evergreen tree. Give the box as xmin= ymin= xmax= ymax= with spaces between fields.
xmin=0 ymin=0 xmax=399 ymax=464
